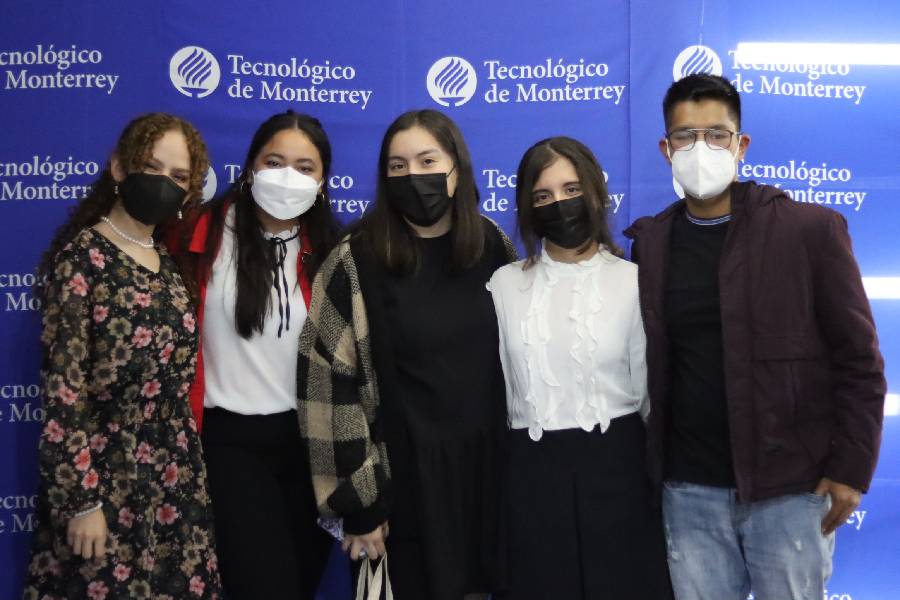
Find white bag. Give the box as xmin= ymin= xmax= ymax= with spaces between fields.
xmin=355 ymin=554 xmax=393 ymax=600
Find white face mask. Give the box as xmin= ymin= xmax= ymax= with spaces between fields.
xmin=668 ymin=141 xmax=738 ymax=201
xmin=250 ymin=167 xmax=321 ymax=219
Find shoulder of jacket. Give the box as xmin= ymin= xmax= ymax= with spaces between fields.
xmin=624 ymin=199 xmax=683 ymax=239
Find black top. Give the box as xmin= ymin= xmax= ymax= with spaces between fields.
xmin=383 ymin=232 xmax=505 ymax=439
xmin=356 ymin=225 xmax=509 ymax=599
xmin=664 ymin=211 xmax=736 ymax=487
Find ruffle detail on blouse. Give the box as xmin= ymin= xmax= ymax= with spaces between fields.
xmin=519 ymin=249 xmax=608 ymax=440
xmin=569 ymin=269 xmax=608 ymax=433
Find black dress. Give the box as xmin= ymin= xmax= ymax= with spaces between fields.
xmin=362 ymin=227 xmax=508 ymax=600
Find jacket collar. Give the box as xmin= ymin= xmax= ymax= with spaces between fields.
xmin=624 ymin=180 xmax=770 ymax=240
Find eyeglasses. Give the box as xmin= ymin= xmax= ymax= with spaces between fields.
xmin=666 ymin=128 xmax=741 ymax=151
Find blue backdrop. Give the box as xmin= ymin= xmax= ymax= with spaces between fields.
xmin=1 ymin=1 xmax=897 ymax=598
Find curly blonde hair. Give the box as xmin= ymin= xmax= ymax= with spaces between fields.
xmin=36 ymin=113 xmax=209 ymax=297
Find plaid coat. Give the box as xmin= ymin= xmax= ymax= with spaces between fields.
xmin=298 ymin=220 xmax=516 ymax=534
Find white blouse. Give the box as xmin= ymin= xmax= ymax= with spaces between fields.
xmin=487 ymin=248 xmax=649 ymax=441
xmin=202 ymin=206 xmax=307 ymax=415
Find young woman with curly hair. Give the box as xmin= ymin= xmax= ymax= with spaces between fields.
xmin=23 ymin=113 xmax=223 ymax=600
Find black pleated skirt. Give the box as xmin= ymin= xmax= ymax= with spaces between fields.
xmin=507 ymin=413 xmax=672 ymax=600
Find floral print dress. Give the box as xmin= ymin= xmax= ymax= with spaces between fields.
xmin=23 ymin=228 xmax=222 ymax=600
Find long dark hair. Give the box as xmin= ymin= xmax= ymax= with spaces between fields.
xmin=192 ymin=110 xmax=339 ymax=339
xmin=365 ymin=109 xmax=486 ymax=274
xmin=36 ymin=113 xmax=209 ymax=299
xmin=515 ymin=136 xmax=622 ymax=267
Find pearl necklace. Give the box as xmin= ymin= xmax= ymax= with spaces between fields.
xmin=100 ymin=216 xmax=155 ymax=249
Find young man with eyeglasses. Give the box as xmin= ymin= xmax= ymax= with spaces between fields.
xmin=625 ymin=73 xmax=885 ymax=600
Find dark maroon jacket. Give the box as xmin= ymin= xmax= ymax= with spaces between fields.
xmin=624 ymin=180 xmax=885 ymax=502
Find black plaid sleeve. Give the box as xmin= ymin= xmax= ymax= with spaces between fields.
xmin=297 ymin=240 xmax=390 ymax=534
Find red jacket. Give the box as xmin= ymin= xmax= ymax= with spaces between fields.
xmin=625 ymin=181 xmax=885 ymax=501
xmin=178 ymin=204 xmax=314 ymax=430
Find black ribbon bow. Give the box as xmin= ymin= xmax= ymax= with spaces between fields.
xmin=268 ymin=230 xmax=299 ymax=338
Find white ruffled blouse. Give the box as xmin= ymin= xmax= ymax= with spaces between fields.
xmin=487 ymin=248 xmax=649 ymax=441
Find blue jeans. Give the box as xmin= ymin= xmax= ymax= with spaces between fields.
xmin=662 ymin=481 xmax=835 ymax=600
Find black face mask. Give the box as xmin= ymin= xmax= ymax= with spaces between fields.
xmin=119 ymin=173 xmax=187 ymax=226
xmin=385 ymin=172 xmax=454 ymax=227
xmin=533 ymin=195 xmax=593 ymax=249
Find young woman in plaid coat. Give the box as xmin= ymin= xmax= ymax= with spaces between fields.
xmin=298 ymin=110 xmax=516 ymax=600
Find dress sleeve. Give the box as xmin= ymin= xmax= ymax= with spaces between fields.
xmin=38 ymin=242 xmax=103 ymax=523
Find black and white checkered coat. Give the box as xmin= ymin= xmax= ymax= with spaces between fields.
xmin=297 ymin=223 xmax=516 ymax=534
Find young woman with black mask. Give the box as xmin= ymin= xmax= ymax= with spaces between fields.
xmin=173 ymin=111 xmax=337 ymax=600
xmin=487 ymin=137 xmax=671 ymax=600
xmin=298 ymin=109 xmax=516 ymax=600
xmin=24 ymin=113 xmax=222 ymax=599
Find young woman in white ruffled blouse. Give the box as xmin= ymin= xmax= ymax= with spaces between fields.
xmin=487 ymin=137 xmax=671 ymax=599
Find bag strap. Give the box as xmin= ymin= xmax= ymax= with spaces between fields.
xmin=355 ymin=554 xmax=393 ymax=600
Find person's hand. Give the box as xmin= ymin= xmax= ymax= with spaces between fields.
xmin=67 ymin=508 xmax=108 ymax=560
xmin=342 ymin=522 xmax=387 ymax=561
xmin=814 ymin=477 xmax=861 ymax=535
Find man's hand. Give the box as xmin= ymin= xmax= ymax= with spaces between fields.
xmin=814 ymin=477 xmax=861 ymax=535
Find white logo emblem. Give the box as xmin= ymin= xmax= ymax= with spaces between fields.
xmin=169 ymin=46 xmax=221 ymax=98
xmin=202 ymin=166 xmax=217 ymax=201
xmin=427 ymin=57 xmax=477 ymax=107
xmin=673 ymin=46 xmax=723 ymax=81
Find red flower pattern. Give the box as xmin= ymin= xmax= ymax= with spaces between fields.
xmin=112 ymin=564 xmax=131 ymax=582
xmin=43 ymin=419 xmax=65 ymax=443
xmin=141 ymin=380 xmax=161 ymax=398
xmin=73 ymin=448 xmax=91 ymax=471
xmin=56 ymin=384 xmax=78 ymax=406
xmin=93 ymin=305 xmax=109 ymax=323
xmin=118 ymin=507 xmax=135 ymax=528
xmin=162 ymin=462 xmax=179 ymax=488
xmin=156 ymin=503 xmax=179 ymax=525
xmin=87 ymin=580 xmax=109 ymax=600
xmin=24 ymin=229 xmax=220 ymax=598
xmin=89 ymin=434 xmax=108 ymax=453
xmin=89 ymin=248 xmax=106 ymax=269
xmin=189 ymin=575 xmax=206 ymax=596
xmin=132 ymin=326 xmax=153 ymax=348
xmin=133 ymin=291 xmax=152 ymax=308
xmin=81 ymin=469 xmax=99 ymax=489
xmin=67 ymin=273 xmax=89 ymax=296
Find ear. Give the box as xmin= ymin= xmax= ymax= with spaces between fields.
xmin=658 ymin=138 xmax=673 ymax=166
xmin=110 ymin=155 xmax=127 ymax=183
xmin=737 ymin=133 xmax=751 ymax=161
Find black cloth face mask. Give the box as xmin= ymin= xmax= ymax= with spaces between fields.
xmin=533 ymin=195 xmax=593 ymax=249
xmin=385 ymin=172 xmax=454 ymax=227
xmin=119 ymin=173 xmax=187 ymax=226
